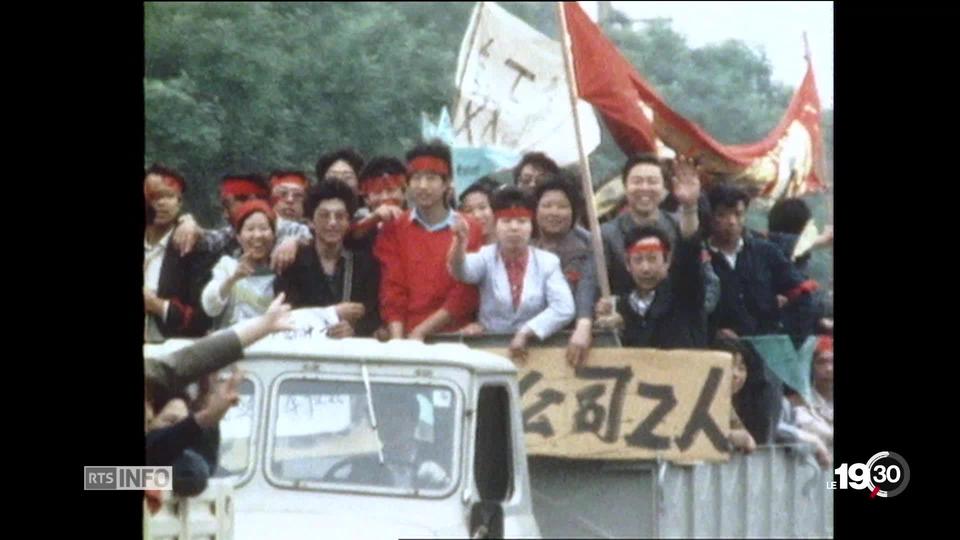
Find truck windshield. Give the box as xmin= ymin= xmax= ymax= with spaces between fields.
xmin=268 ymin=378 xmax=459 ymax=496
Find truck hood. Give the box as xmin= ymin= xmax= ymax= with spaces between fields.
xmin=233 ymin=510 xmax=465 ymax=540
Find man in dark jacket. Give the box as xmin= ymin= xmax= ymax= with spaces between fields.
xmin=274 ymin=180 xmax=382 ymax=337
xmin=705 ymin=183 xmax=816 ymax=444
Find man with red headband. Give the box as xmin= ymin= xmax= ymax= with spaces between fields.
xmin=144 ymin=164 xmax=214 ymax=341
xmin=615 ymin=221 xmax=707 ymax=349
xmin=374 ymin=142 xmax=483 ymax=340
xmin=346 ymin=156 xmax=409 ymax=250
xmin=268 ymin=170 xmax=310 ymax=222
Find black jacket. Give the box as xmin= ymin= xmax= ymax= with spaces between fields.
xmin=708 ymin=235 xmax=810 ymax=338
xmin=149 ymin=238 xmax=215 ymax=338
xmin=274 ymin=243 xmax=382 ymax=336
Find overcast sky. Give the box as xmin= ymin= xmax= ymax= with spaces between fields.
xmin=582 ymin=2 xmax=834 ymax=108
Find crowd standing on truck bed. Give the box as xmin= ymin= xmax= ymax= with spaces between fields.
xmin=143 ymin=142 xmax=834 ymax=517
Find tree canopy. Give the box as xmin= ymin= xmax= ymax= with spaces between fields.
xmin=145 ymin=2 xmax=831 ymax=225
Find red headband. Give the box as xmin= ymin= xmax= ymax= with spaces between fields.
xmin=360 ymin=174 xmax=407 ymax=196
xmin=408 ymin=156 xmax=451 ymax=177
xmin=816 ymin=336 xmax=833 ymax=355
xmin=221 ymin=179 xmax=268 ymax=199
xmin=231 ymin=199 xmax=276 ymax=231
xmin=144 ymin=174 xmax=184 ymax=197
xmin=627 ymin=238 xmax=667 ymax=255
xmin=494 ymin=208 xmax=533 ymax=221
xmin=270 ymin=174 xmax=308 ymax=190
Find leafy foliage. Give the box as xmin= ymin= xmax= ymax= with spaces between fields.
xmin=145 ymin=2 xmax=832 ymax=226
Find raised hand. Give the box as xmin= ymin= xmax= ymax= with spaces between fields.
xmin=374 ymin=204 xmax=405 ymax=224
xmin=195 ymin=369 xmax=244 ymax=429
xmin=233 ymin=252 xmax=256 ymax=280
xmin=262 ymin=292 xmax=295 ymax=333
xmin=451 ymin=213 xmax=470 ymax=245
xmin=172 ymin=214 xmax=201 ymax=256
xmin=672 ymin=156 xmax=701 ymax=210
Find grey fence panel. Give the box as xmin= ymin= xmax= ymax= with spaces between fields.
xmin=530 ymin=447 xmax=832 ymax=538
xmin=657 ymin=446 xmax=832 ymax=538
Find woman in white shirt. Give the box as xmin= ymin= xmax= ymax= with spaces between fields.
xmin=203 ymin=200 xmax=279 ymax=329
xmin=449 ymin=186 xmax=575 ymax=362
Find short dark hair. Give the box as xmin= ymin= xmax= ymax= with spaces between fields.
xmin=533 ymin=174 xmax=583 ymax=229
xmin=623 ymin=224 xmax=673 ymax=259
xmin=707 ymin=183 xmax=751 ymax=212
xmin=491 ymin=185 xmax=533 ymax=213
xmin=358 ymin=156 xmax=407 ymax=185
xmin=459 ymin=176 xmax=499 ymax=206
xmin=406 ymin=140 xmax=453 ymax=181
xmin=712 ymin=336 xmax=751 ymax=362
xmin=315 ymin=148 xmax=365 ymax=180
xmin=768 ymin=198 xmax=812 ymax=235
xmin=512 ymin=152 xmax=560 ymax=184
xmin=620 ymin=153 xmax=669 ymax=190
xmin=145 ymin=163 xmax=187 ymax=193
xmin=305 ymin=179 xmax=359 ymax=219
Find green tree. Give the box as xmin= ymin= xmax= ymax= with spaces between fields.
xmin=145 ymin=2 xmax=824 ymax=224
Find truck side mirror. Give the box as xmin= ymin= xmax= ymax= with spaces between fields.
xmin=469 ymin=501 xmax=503 ymax=539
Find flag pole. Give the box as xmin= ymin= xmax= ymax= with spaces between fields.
xmin=556 ymin=1 xmax=612 ymax=299
xmin=804 ymin=31 xmax=833 ymax=226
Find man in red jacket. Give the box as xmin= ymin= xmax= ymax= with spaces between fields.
xmin=374 ymin=141 xmax=483 ymax=340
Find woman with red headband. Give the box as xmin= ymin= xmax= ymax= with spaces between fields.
xmin=448 ymin=186 xmax=575 ymax=363
xmin=143 ymin=164 xmax=213 ymax=341
xmin=202 ymin=200 xmax=279 ymax=329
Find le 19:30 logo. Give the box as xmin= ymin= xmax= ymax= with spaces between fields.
xmin=830 ymin=451 xmax=910 ymax=498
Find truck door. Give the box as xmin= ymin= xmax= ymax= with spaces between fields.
xmin=469 ymin=381 xmax=539 ymax=538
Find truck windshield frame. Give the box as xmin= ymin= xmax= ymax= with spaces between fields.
xmin=263 ymin=371 xmax=465 ymax=500
xmin=212 ymin=374 xmax=263 ymax=488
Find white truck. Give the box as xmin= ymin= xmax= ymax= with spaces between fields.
xmin=146 ymin=333 xmax=833 ymax=539
xmin=146 ymin=335 xmax=541 ymax=539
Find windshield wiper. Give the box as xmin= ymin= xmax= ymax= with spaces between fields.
xmin=361 ymin=361 xmax=384 ymax=464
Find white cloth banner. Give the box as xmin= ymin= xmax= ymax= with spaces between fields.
xmin=453 ymin=2 xmax=601 ymax=166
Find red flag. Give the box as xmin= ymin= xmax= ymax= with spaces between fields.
xmin=562 ymin=2 xmax=826 ymax=199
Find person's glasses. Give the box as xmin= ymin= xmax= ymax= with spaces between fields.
xmin=275 ymin=189 xmax=305 ymax=201
xmin=315 ymin=211 xmax=349 ymax=223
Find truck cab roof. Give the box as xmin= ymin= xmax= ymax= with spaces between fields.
xmin=144 ymin=334 xmax=517 ymax=375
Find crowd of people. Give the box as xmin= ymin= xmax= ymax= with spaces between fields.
xmin=143 ymin=140 xmax=835 ymax=512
